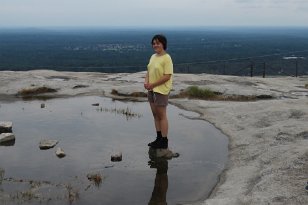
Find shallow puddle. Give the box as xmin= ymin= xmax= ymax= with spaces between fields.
xmin=0 ymin=96 xmax=228 ymax=205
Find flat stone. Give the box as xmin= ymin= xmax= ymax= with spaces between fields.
xmin=149 ymin=147 xmax=180 ymax=159
xmin=55 ymin=147 xmax=66 ymax=158
xmin=0 ymin=133 xmax=15 ymax=143
xmin=39 ymin=139 xmax=59 ymax=150
xmin=104 ymin=164 xmax=115 ymax=168
xmin=0 ymin=121 xmax=13 ymax=133
xmin=0 ymin=139 xmax=15 ymax=146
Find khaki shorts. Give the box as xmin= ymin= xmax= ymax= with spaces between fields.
xmin=148 ymin=91 xmax=169 ymax=106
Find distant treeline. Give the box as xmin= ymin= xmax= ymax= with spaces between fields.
xmin=0 ymin=27 xmax=308 ymax=75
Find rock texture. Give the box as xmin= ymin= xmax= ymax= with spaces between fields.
xmin=0 ymin=133 xmax=15 ymax=143
xmin=148 ymin=147 xmax=180 ymax=159
xmin=0 ymin=70 xmax=307 ymax=205
xmin=55 ymin=147 xmax=66 ymax=158
xmin=111 ymin=152 xmax=122 ymax=162
xmin=39 ymin=139 xmax=59 ymax=150
xmin=0 ymin=122 xmax=13 ymax=133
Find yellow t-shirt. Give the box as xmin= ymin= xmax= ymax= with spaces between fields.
xmin=147 ymin=53 xmax=173 ymax=95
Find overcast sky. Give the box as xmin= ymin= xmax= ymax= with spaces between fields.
xmin=1 ymin=0 xmax=308 ymax=27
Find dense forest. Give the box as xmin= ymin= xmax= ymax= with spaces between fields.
xmin=0 ymin=27 xmax=308 ymax=76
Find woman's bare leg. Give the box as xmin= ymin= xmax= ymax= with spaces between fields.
xmin=149 ymin=102 xmax=161 ymax=132
xmin=155 ymin=106 xmax=168 ymax=137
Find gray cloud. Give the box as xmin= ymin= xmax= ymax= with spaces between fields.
xmin=234 ymin=0 xmax=308 ymax=8
xmin=0 ymin=0 xmax=307 ymax=27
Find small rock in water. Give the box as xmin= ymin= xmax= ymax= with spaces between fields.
xmin=104 ymin=164 xmax=114 ymax=168
xmin=0 ymin=121 xmax=13 ymax=133
xmin=149 ymin=147 xmax=180 ymax=159
xmin=92 ymin=103 xmax=99 ymax=106
xmin=55 ymin=147 xmax=66 ymax=158
xmin=0 ymin=139 xmax=15 ymax=146
xmin=41 ymin=103 xmax=45 ymax=108
xmin=156 ymin=149 xmax=173 ymax=158
xmin=111 ymin=152 xmax=122 ymax=162
xmin=39 ymin=139 xmax=59 ymax=150
xmin=0 ymin=133 xmax=15 ymax=143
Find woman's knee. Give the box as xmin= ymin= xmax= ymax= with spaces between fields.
xmin=156 ymin=108 xmax=167 ymax=121
xmin=152 ymin=112 xmax=159 ymax=120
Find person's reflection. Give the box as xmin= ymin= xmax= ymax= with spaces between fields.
xmin=0 ymin=168 xmax=4 ymax=185
xmin=148 ymin=148 xmax=168 ymax=205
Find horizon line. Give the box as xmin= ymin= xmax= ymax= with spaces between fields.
xmin=1 ymin=25 xmax=308 ymax=30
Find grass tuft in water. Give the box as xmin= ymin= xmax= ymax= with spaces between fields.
xmin=96 ymin=106 xmax=142 ymax=119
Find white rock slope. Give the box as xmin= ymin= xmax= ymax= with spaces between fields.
xmin=0 ymin=70 xmax=307 ymax=205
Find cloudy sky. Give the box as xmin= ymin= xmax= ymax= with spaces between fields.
xmin=0 ymin=0 xmax=307 ymax=27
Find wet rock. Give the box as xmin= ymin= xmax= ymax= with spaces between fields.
xmin=111 ymin=152 xmax=122 ymax=162
xmin=55 ymin=147 xmax=66 ymax=158
xmin=0 ymin=133 xmax=15 ymax=143
xmin=41 ymin=103 xmax=45 ymax=108
xmin=0 ymin=121 xmax=13 ymax=133
xmin=39 ymin=139 xmax=59 ymax=150
xmin=0 ymin=138 xmax=15 ymax=146
xmin=149 ymin=148 xmax=180 ymax=159
xmin=92 ymin=103 xmax=99 ymax=106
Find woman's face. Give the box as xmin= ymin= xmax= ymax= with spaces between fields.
xmin=152 ymin=39 xmax=164 ymax=54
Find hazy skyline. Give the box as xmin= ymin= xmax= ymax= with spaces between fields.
xmin=1 ymin=0 xmax=308 ymax=27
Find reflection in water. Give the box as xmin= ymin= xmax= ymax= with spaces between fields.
xmin=0 ymin=96 xmax=228 ymax=204
xmin=0 ymin=168 xmax=4 ymax=185
xmin=148 ymin=148 xmax=169 ymax=205
xmin=0 ymin=139 xmax=15 ymax=146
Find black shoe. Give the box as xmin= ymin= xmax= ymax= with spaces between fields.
xmin=148 ymin=136 xmax=162 ymax=147
xmin=151 ymin=137 xmax=168 ymax=149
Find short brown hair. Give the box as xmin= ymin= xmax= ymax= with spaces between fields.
xmin=151 ymin=34 xmax=167 ymax=50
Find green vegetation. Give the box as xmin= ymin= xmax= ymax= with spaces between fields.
xmin=175 ymin=86 xmax=273 ymax=101
xmin=186 ymin=86 xmax=216 ymax=99
xmin=305 ymin=84 xmax=308 ymax=89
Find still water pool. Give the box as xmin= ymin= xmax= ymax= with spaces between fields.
xmin=0 ymin=96 xmax=228 ymax=205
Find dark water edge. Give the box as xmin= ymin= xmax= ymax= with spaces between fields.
xmin=0 ymin=96 xmax=228 ymax=204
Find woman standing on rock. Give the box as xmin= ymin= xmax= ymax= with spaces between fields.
xmin=144 ymin=34 xmax=173 ymax=149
